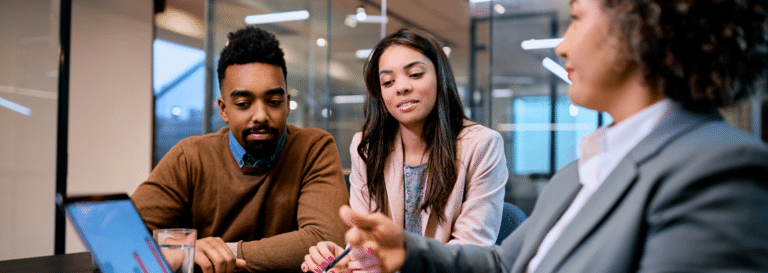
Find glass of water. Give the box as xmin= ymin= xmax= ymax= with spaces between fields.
xmin=153 ymin=228 xmax=196 ymax=273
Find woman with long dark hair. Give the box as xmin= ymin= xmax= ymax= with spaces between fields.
xmin=302 ymin=28 xmax=508 ymax=272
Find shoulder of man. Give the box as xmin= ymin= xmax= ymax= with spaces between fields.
xmin=285 ymin=124 xmax=334 ymax=142
xmin=162 ymin=127 xmax=230 ymax=160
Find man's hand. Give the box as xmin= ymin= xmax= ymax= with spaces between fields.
xmin=194 ymin=237 xmax=247 ymax=273
xmin=340 ymin=205 xmax=406 ymax=273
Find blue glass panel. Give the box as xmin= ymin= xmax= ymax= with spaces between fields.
xmin=513 ymin=96 xmax=551 ymax=174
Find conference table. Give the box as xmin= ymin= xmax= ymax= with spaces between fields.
xmin=0 ymin=252 xmax=98 ymax=273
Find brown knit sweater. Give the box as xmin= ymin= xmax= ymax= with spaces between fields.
xmin=131 ymin=125 xmax=349 ymax=272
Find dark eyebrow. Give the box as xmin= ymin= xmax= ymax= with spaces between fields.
xmin=229 ymin=88 xmax=285 ymax=98
xmin=229 ymin=90 xmax=252 ymax=98
xmin=403 ymin=61 xmax=425 ymax=70
xmin=379 ymin=61 xmax=426 ymax=76
xmin=264 ymin=87 xmax=286 ymax=96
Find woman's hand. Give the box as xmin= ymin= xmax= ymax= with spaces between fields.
xmin=302 ymin=241 xmax=349 ymax=273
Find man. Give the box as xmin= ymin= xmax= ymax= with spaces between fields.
xmin=131 ymin=26 xmax=348 ymax=273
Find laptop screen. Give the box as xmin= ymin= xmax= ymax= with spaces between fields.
xmin=60 ymin=193 xmax=172 ymax=273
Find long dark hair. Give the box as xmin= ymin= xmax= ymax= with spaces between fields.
xmin=358 ymin=28 xmax=467 ymax=222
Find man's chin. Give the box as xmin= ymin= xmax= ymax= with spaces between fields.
xmin=244 ymin=141 xmax=277 ymax=156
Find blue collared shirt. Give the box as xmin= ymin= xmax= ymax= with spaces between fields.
xmin=229 ymin=128 xmax=287 ymax=169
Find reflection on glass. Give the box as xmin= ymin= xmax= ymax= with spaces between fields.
xmin=153 ymin=39 xmax=206 ymax=165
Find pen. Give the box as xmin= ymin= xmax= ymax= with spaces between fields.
xmin=322 ymin=245 xmax=351 ymax=273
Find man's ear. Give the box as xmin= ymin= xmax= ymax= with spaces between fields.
xmin=286 ymin=93 xmax=291 ymax=115
xmin=218 ymin=97 xmax=229 ymax=123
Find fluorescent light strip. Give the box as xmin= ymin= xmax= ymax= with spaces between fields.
xmin=0 ymin=96 xmax=31 ymax=116
xmin=496 ymin=123 xmax=596 ymax=132
xmin=521 ymin=38 xmax=563 ymax=50
xmin=542 ymin=57 xmax=572 ymax=85
xmin=356 ymin=49 xmax=372 ymax=59
xmin=469 ymin=0 xmax=493 ymax=3
xmin=244 ymin=10 xmax=310 ymax=25
xmin=333 ymin=95 xmax=366 ymax=104
xmin=345 ymin=14 xmax=388 ymax=23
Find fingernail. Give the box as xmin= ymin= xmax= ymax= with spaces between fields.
xmin=301 ymin=265 xmax=307 ymax=272
xmin=328 ymin=256 xmax=335 ymax=262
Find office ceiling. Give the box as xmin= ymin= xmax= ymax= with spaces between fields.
xmin=160 ymin=0 xmax=571 ymax=95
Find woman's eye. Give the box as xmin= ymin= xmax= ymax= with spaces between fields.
xmin=382 ymin=80 xmax=393 ymax=87
xmin=410 ymin=72 xmax=424 ymax=78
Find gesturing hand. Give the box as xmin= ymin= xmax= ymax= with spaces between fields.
xmin=340 ymin=205 xmax=406 ymax=273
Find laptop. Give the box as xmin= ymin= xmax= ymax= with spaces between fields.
xmin=57 ymin=193 xmax=173 ymax=273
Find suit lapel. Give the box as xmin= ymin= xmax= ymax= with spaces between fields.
xmin=531 ymin=107 xmax=716 ymax=272
xmin=533 ymin=158 xmax=639 ymax=273
xmin=385 ymin=129 xmax=405 ymax=228
xmin=511 ymin=163 xmax=581 ymax=273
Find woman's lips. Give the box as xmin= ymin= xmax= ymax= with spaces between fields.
xmin=397 ymin=100 xmax=419 ymax=111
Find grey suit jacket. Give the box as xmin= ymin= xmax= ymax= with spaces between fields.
xmin=401 ymin=107 xmax=768 ymax=273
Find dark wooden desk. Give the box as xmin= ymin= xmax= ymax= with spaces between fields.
xmin=0 ymin=252 xmax=98 ymax=273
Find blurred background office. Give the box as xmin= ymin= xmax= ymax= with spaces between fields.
xmin=2 ymin=0 xmax=765 ymax=261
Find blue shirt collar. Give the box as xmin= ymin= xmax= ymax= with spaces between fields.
xmin=229 ymin=127 xmax=287 ymax=169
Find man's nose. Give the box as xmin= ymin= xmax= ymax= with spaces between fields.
xmin=250 ymin=102 xmax=268 ymax=123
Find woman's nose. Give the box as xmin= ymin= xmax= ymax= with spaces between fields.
xmin=396 ymin=80 xmax=411 ymax=95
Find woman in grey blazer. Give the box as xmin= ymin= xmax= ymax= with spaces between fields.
xmin=336 ymin=0 xmax=768 ymax=272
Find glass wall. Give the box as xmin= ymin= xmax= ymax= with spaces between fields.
xmin=152 ymin=0 xmax=607 ymax=214
xmin=0 ymin=0 xmax=60 ymax=260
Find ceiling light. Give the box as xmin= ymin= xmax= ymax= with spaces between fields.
xmin=155 ymin=8 xmax=204 ymax=39
xmin=569 ymin=104 xmax=579 ymax=116
xmin=442 ymin=46 xmax=451 ymax=57
xmin=316 ymin=38 xmax=327 ymax=47
xmin=356 ymin=49 xmax=373 ymax=59
xmin=0 ymin=96 xmax=31 ymax=116
xmin=356 ymin=6 xmax=367 ymax=21
xmin=494 ymin=4 xmax=506 ymax=14
xmin=470 ymin=0 xmax=493 ymax=3
xmin=333 ymin=95 xmax=366 ymax=104
xmin=244 ymin=10 xmax=310 ymax=25
xmin=344 ymin=17 xmax=357 ymax=28
xmin=290 ymin=100 xmax=298 ymax=110
xmin=492 ymin=89 xmax=513 ymax=98
xmin=346 ymin=14 xmax=388 ymax=23
xmin=542 ymin=57 xmax=572 ymax=85
xmin=521 ymin=38 xmax=564 ymax=50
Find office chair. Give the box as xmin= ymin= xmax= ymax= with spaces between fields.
xmin=496 ymin=202 xmax=527 ymax=245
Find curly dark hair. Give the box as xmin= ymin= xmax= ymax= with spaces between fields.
xmin=602 ymin=0 xmax=768 ymax=111
xmin=359 ymin=28 xmax=467 ymax=222
xmin=216 ymin=26 xmax=287 ymax=89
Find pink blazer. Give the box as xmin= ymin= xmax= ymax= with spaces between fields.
xmin=349 ymin=123 xmax=508 ymax=246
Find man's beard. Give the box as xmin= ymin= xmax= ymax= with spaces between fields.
xmin=241 ymin=124 xmax=279 ymax=158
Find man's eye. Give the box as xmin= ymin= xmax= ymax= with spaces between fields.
xmin=235 ymin=101 xmax=250 ymax=107
xmin=269 ymin=100 xmax=283 ymax=105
